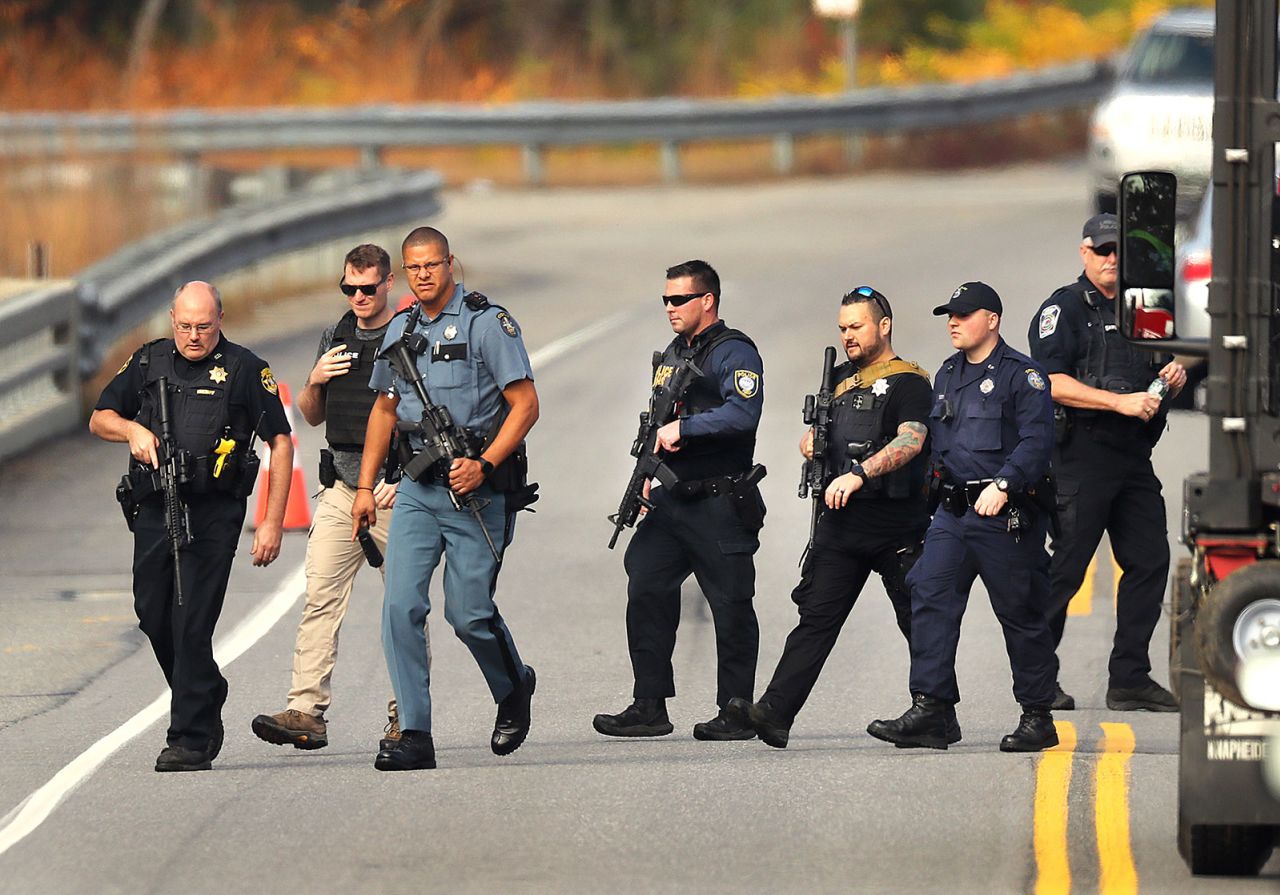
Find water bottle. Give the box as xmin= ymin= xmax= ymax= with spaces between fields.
xmin=1147 ymin=377 xmax=1170 ymax=400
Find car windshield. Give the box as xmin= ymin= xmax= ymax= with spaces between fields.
xmin=1125 ymin=31 xmax=1214 ymax=84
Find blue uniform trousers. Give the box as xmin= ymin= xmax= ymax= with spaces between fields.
xmin=382 ymin=477 xmax=524 ymax=733
xmin=906 ymin=507 xmax=1056 ymax=708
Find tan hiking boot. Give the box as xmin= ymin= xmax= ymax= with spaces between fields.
xmin=380 ymin=701 xmax=401 ymax=751
xmin=251 ymin=709 xmax=328 ymax=750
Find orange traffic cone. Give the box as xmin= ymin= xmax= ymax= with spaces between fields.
xmin=253 ymin=381 xmax=313 ymax=530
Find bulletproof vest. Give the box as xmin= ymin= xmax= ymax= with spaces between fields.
xmin=828 ymin=359 xmax=929 ymax=500
xmin=658 ymin=326 xmax=756 ymax=478
xmin=135 ymin=339 xmax=246 ymax=458
xmin=323 ymin=310 xmax=384 ymax=450
xmin=1062 ymin=280 xmax=1166 ymax=446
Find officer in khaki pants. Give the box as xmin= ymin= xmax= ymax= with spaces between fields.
xmin=252 ymin=244 xmax=421 ymax=750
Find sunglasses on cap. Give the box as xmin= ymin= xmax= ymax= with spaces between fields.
xmin=1088 ymin=244 xmax=1117 ymax=257
xmin=661 ymin=291 xmax=712 ymax=307
xmin=339 ymin=276 xmax=387 ymax=297
xmin=846 ymin=285 xmax=892 ymax=319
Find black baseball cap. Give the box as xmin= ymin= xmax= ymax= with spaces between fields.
xmin=1083 ymin=212 xmax=1118 ymax=246
xmin=932 ymin=281 xmax=1003 ymax=317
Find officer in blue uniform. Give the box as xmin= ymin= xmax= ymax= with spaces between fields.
xmin=594 ymin=259 xmax=767 ymax=741
xmin=1029 ymin=213 xmax=1187 ymax=712
xmin=352 ymin=226 xmax=539 ymax=771
xmin=867 ymin=282 xmax=1060 ymax=752
xmin=91 ymin=281 xmax=292 ymax=772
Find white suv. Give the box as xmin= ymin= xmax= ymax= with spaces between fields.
xmin=1089 ymin=8 xmax=1214 ymax=215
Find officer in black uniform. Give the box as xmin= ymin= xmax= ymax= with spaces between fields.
xmin=90 ymin=281 xmax=292 ymax=772
xmin=725 ymin=286 xmax=936 ymax=749
xmin=594 ymin=259 xmax=766 ymax=741
xmin=1029 ymin=213 xmax=1187 ymax=712
xmin=867 ymin=282 xmax=1060 ymax=752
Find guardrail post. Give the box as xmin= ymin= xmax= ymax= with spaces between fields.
xmin=772 ymin=134 xmax=795 ymax=176
xmin=360 ymin=145 xmax=384 ymax=170
xmin=660 ymin=141 xmax=681 ymax=183
xmin=522 ymin=144 xmax=545 ymax=186
xmin=27 ymin=241 xmax=49 ymax=278
xmin=181 ymin=153 xmax=210 ymax=217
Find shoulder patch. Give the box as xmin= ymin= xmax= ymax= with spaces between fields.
xmin=260 ymin=366 xmax=279 ymax=396
xmin=495 ymin=309 xmax=519 ymax=339
xmin=1026 ymin=368 xmax=1046 ymax=391
xmin=734 ymin=370 xmax=760 ymax=399
xmin=1038 ymin=304 xmax=1061 ymax=338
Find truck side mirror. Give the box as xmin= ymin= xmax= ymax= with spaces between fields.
xmin=1118 ymin=171 xmax=1178 ymax=341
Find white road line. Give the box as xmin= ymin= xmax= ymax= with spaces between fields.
xmin=0 ymin=310 xmax=629 ymax=858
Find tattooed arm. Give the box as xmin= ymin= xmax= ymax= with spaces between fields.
xmin=823 ymin=420 xmax=927 ymax=509
xmin=861 ymin=420 xmax=928 ymax=478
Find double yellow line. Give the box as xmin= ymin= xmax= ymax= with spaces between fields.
xmin=1034 ymin=722 xmax=1138 ymax=894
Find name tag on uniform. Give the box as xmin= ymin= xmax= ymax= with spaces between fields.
xmin=195 ymin=388 xmax=217 ymax=395
xmin=431 ymin=343 xmax=468 ymax=363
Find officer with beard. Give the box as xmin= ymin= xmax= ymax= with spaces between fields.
xmin=727 ymin=286 xmax=940 ymax=748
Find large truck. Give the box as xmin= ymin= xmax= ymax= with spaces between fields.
xmin=1117 ymin=0 xmax=1280 ymax=876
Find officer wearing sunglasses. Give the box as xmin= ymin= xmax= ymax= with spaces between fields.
xmin=1027 ymin=213 xmax=1188 ymax=714
xmin=594 ymin=259 xmax=767 ymax=742
xmin=251 ymin=243 xmax=409 ymax=755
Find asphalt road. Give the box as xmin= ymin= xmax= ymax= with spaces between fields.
xmin=0 ymin=162 xmax=1276 ymax=893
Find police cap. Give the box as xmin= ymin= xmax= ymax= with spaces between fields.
xmin=1082 ymin=212 xmax=1118 ymax=246
xmin=932 ymin=281 xmax=1003 ymax=317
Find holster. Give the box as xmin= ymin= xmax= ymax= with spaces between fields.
xmin=318 ymin=449 xmax=338 ymax=488
xmin=115 ymin=475 xmax=139 ymax=532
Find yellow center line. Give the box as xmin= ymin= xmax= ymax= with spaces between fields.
xmin=1095 ymin=723 xmax=1139 ymax=895
xmin=1034 ymin=721 xmax=1078 ymax=895
xmin=1067 ymin=555 xmax=1096 ymax=616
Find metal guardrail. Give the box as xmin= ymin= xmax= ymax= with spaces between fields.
xmin=0 ymin=60 xmax=1112 ymax=182
xmin=0 ymin=168 xmax=443 ymax=463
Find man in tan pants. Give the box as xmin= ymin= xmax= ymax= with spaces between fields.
xmin=252 ymin=244 xmax=417 ymax=750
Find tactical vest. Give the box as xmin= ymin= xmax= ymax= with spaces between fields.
xmin=656 ymin=325 xmax=756 ymax=478
xmin=131 ymin=339 xmax=257 ymax=496
xmin=828 ymin=358 xmax=930 ymax=500
xmin=323 ymin=310 xmax=385 ymax=450
xmin=1060 ymin=280 xmax=1166 ymax=447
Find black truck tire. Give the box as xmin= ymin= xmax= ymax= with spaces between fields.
xmin=1178 ymin=813 xmax=1276 ymax=876
xmin=1194 ymin=560 xmax=1280 ymax=710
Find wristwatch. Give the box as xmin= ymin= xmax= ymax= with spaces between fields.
xmin=994 ymin=476 xmax=1010 ymax=493
xmin=479 ymin=458 xmax=495 ymax=477
xmin=849 ymin=461 xmax=869 ymax=485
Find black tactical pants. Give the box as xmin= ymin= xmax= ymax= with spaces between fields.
xmin=1048 ymin=439 xmax=1169 ymax=689
xmin=761 ymin=518 xmax=923 ymax=727
xmin=132 ymin=493 xmax=245 ymax=751
xmin=623 ymin=486 xmax=760 ymax=709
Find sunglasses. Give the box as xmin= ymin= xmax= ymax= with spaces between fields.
xmin=846 ymin=285 xmax=892 ymax=319
xmin=1088 ymin=244 xmax=1117 ymax=257
xmin=661 ymin=292 xmax=711 ymax=307
xmin=339 ymin=276 xmax=386 ymax=297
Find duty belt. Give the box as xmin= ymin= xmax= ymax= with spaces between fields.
xmin=939 ymin=478 xmax=1001 ymax=516
xmin=669 ymin=474 xmax=746 ymax=501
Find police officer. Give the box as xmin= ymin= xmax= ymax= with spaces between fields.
xmin=1029 ymin=213 xmax=1187 ymax=712
xmin=90 ymin=281 xmax=292 ymax=771
xmin=594 ymin=259 xmax=766 ymax=741
xmin=867 ymin=282 xmax=1060 ymax=752
xmin=353 ymin=226 xmax=538 ymax=771
xmin=726 ymin=286 xmax=937 ymax=749
xmin=252 ymin=244 xmax=409 ymax=752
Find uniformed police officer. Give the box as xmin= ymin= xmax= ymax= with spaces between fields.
xmin=594 ymin=259 xmax=766 ymax=741
xmin=352 ymin=226 xmax=538 ymax=771
xmin=726 ymin=286 xmax=937 ymax=749
xmin=867 ymin=282 xmax=1060 ymax=752
xmin=90 ymin=281 xmax=292 ymax=771
xmin=252 ymin=244 xmax=409 ymax=752
xmin=1029 ymin=213 xmax=1187 ymax=712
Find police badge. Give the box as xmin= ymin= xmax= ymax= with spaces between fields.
xmin=980 ymin=378 xmax=995 ymax=394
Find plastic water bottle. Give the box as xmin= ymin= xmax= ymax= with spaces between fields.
xmin=1147 ymin=377 xmax=1170 ymax=400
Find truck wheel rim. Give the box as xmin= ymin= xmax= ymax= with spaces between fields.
xmin=1232 ymin=597 xmax=1280 ymax=662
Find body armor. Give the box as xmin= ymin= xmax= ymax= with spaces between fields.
xmin=827 ymin=359 xmax=929 ymax=500
xmin=323 ymin=310 xmax=384 ymax=451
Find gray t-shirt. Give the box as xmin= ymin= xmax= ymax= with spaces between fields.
xmin=315 ymin=318 xmax=391 ymax=488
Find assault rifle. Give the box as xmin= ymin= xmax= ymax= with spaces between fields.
xmin=383 ymin=306 xmax=500 ymax=562
xmin=607 ymin=352 xmax=704 ymax=549
xmin=798 ymin=347 xmax=838 ymax=561
xmin=155 ymin=376 xmax=193 ymax=606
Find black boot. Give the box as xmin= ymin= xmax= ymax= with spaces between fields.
xmin=866 ymin=694 xmax=951 ymax=750
xmin=492 ymin=665 xmax=536 ymax=756
xmin=1051 ymin=683 xmax=1076 ymax=711
xmin=692 ymin=707 xmax=756 ymax=741
xmin=725 ymin=696 xmax=789 ymax=749
xmin=896 ymin=704 xmax=962 ymax=748
xmin=374 ymin=729 xmax=436 ymax=770
xmin=999 ymin=707 xmax=1059 ymax=752
xmin=155 ymin=744 xmax=212 ymax=773
xmin=592 ymin=698 xmax=674 ymax=737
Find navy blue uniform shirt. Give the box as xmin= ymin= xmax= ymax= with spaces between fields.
xmin=928 ymin=337 xmax=1053 ymax=489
